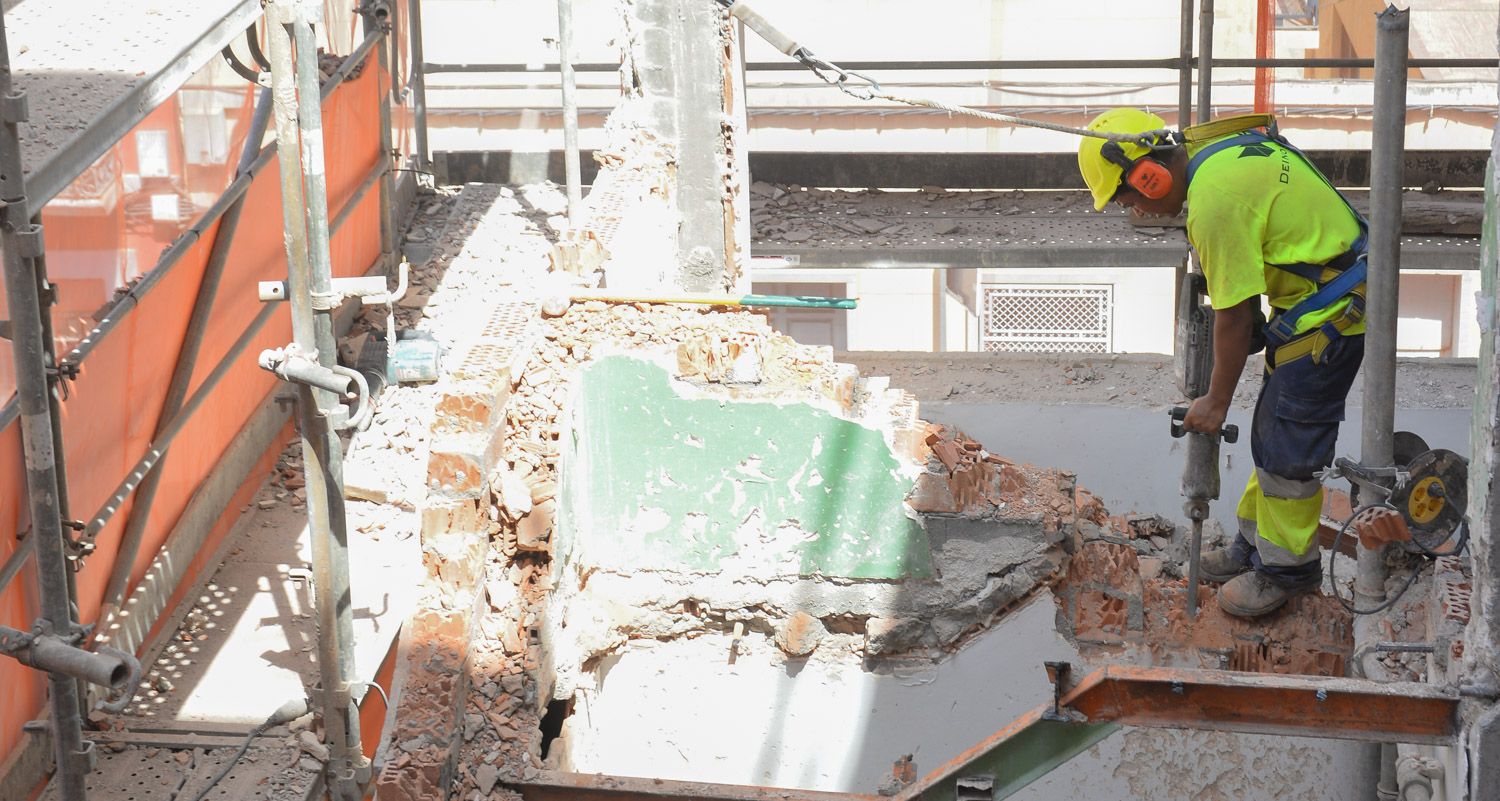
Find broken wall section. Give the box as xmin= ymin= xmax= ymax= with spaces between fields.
xmin=543 ymin=319 xmax=1081 ymax=701
xmin=422 ymin=292 xmax=1371 ymax=799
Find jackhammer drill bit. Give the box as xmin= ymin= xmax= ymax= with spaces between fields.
xmin=1170 ymin=407 xmax=1238 ymax=618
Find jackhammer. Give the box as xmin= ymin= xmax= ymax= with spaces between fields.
xmin=1172 ymin=262 xmax=1237 ymax=618
xmin=1170 ymin=406 xmax=1237 ymax=618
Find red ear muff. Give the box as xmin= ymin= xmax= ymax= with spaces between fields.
xmin=1100 ymin=140 xmax=1174 ymax=201
xmin=1124 ymin=158 xmax=1173 ymax=200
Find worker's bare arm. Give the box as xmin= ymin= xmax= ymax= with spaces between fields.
xmin=1184 ymin=298 xmax=1254 ymax=435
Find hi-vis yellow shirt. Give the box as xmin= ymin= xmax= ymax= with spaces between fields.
xmin=1184 ymin=134 xmax=1366 ymax=336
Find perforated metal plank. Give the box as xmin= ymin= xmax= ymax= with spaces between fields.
xmin=39 ymin=744 xmax=314 ymax=801
xmin=753 ymin=190 xmax=1480 ymax=270
xmin=120 ymin=562 xmax=317 ymax=726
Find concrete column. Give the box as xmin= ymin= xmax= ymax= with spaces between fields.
xmin=627 ymin=0 xmax=745 ymax=293
xmin=1463 ymin=0 xmax=1500 ymax=777
xmin=1465 ymin=112 xmax=1500 ymax=793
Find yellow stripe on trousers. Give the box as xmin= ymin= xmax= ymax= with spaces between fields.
xmin=1235 ymin=471 xmax=1323 ymax=565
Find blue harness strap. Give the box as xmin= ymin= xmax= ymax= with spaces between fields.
xmin=1186 ymin=128 xmax=1369 ymax=351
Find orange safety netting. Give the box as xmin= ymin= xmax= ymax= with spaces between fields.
xmin=0 ymin=47 xmax=386 ymax=763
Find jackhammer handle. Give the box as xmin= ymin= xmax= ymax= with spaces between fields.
xmin=1169 ymin=406 xmax=1240 ymax=443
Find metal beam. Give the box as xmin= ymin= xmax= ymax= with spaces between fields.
xmin=898 ymin=665 xmax=1458 ymax=801
xmin=751 ymin=240 xmax=1477 ymax=272
xmin=419 ymin=56 xmax=1498 ymax=74
xmin=758 ymin=245 xmax=1187 ymax=271
xmin=1058 ymin=666 xmax=1457 ymax=744
xmin=517 ymin=772 xmax=880 ymax=801
xmin=516 ymin=667 xmax=1457 ymax=801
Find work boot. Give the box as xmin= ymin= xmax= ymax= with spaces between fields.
xmin=1217 ymin=570 xmax=1317 ymax=619
xmin=1198 ymin=547 xmax=1251 ymax=584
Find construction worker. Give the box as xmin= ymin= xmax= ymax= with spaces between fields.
xmin=1077 ymin=108 xmax=1367 ymax=618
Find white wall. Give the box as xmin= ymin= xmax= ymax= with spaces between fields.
xmin=751 ymin=267 xmax=939 ymax=352
xmin=1398 ymin=270 xmax=1481 ymax=358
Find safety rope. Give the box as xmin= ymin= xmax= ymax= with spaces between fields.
xmin=873 ymin=90 xmax=1173 ymax=144
xmin=717 ymin=0 xmax=1173 ymax=148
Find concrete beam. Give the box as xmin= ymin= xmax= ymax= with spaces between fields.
xmin=433 ymin=150 xmax=1493 ymax=192
xmin=752 ymin=240 xmax=1478 ymax=272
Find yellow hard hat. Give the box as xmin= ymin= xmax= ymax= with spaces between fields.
xmin=1077 ymin=108 xmax=1168 ymax=211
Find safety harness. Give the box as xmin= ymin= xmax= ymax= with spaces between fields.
xmin=1185 ymin=124 xmax=1369 ymax=370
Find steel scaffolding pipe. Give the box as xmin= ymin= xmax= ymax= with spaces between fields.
xmin=361 ymin=1 xmax=398 ymax=278
xmin=557 ymin=0 xmax=583 ymax=225
xmin=0 ymin=626 xmax=131 ymax=691
xmin=1357 ymin=4 xmax=1409 ymax=609
xmin=1177 ymin=0 xmax=1194 ymax=127
xmin=410 ymin=0 xmax=430 ymax=168
xmin=0 ymin=6 xmax=91 ymax=801
xmin=1197 ymin=0 xmax=1214 ymax=122
xmin=264 ymin=3 xmax=368 ymax=798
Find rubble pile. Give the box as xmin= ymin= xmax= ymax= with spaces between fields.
xmin=451 ymin=301 xmax=859 ymax=799
xmin=1056 ymin=523 xmax=1355 ymax=676
xmin=343 ymin=183 xmax=560 ymax=508
xmin=750 ymin=183 xmax=1090 ymax=246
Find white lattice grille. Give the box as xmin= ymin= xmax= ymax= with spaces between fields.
xmin=981 ymin=284 xmax=1113 ymax=354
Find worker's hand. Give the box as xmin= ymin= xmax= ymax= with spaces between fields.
xmin=1182 ymin=394 xmax=1230 ymax=437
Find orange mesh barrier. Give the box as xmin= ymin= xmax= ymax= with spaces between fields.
xmin=0 ymin=47 xmax=386 ymax=764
